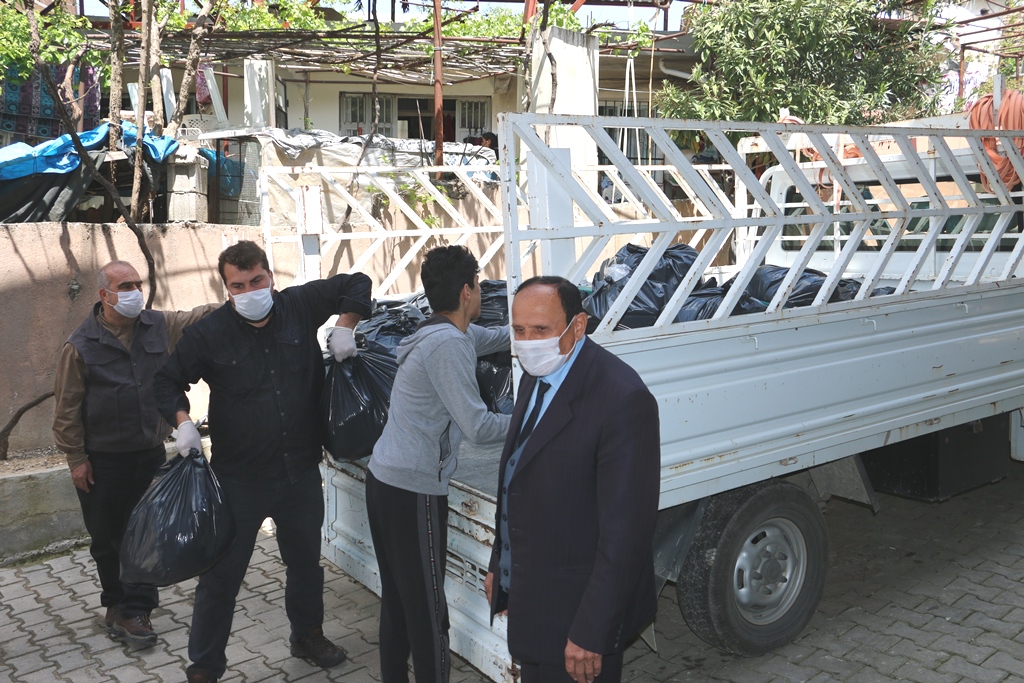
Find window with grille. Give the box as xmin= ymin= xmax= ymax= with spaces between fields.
xmin=457 ymin=99 xmax=490 ymax=142
xmin=339 ymin=94 xmax=395 ymax=137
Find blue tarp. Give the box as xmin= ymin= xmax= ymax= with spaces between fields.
xmin=0 ymin=123 xmax=109 ymax=181
xmin=196 ymin=147 xmax=243 ymax=198
xmin=0 ymin=121 xmax=180 ymax=182
xmin=121 ymin=121 xmax=179 ymax=164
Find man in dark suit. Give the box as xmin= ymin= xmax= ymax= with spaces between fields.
xmin=485 ymin=276 xmax=661 ymax=683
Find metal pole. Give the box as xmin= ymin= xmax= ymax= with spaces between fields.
xmin=433 ymin=0 xmax=444 ymax=167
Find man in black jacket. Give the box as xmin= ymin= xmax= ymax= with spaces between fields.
xmin=486 ymin=276 xmax=660 ymax=683
xmin=154 ymin=241 xmax=372 ymax=683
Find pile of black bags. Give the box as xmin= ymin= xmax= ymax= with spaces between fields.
xmin=584 ymin=243 xmax=702 ymax=329
xmin=321 ymin=279 xmax=514 ymax=463
xmin=321 ymin=253 xmax=885 ymax=461
xmin=583 ymin=243 xmax=883 ymax=328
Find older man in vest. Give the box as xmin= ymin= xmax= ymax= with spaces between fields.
xmin=52 ymin=260 xmax=217 ymax=647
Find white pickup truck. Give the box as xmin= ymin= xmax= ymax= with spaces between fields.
xmin=259 ymin=113 xmax=1024 ymax=681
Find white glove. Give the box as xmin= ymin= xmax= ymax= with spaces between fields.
xmin=175 ymin=420 xmax=203 ymax=456
xmin=329 ymin=326 xmax=358 ymax=361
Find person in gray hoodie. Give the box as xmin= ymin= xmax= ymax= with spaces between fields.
xmin=365 ymin=245 xmax=512 ymax=683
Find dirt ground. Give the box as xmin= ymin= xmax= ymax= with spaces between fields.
xmin=0 ymin=446 xmax=67 ymax=477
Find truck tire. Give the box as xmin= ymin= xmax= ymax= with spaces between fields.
xmin=677 ymin=480 xmax=828 ymax=656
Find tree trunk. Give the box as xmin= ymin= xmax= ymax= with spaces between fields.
xmin=131 ymin=0 xmax=154 ymax=222
xmin=57 ymin=45 xmax=89 ymax=129
xmin=108 ymin=0 xmax=125 ymax=152
xmin=164 ymin=0 xmax=217 ymax=139
xmin=148 ymin=13 xmax=169 ymax=137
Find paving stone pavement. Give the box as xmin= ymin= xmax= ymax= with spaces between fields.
xmin=4 ymin=461 xmax=1024 ymax=682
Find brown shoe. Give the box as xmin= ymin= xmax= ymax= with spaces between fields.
xmin=103 ymin=605 xmax=120 ymax=629
xmin=289 ymin=627 xmax=347 ymax=668
xmin=185 ymin=665 xmax=219 ymax=683
xmin=110 ymin=612 xmax=157 ymax=648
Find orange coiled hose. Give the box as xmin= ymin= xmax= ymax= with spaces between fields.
xmin=969 ymin=90 xmax=1024 ymax=192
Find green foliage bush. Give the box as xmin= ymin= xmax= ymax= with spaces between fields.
xmin=655 ymin=0 xmax=948 ymax=126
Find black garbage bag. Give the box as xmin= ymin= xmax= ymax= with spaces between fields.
xmin=735 ymin=265 xmax=861 ymax=308
xmin=476 ymin=280 xmax=509 ymax=328
xmin=741 ymin=265 xmax=825 ymax=304
xmin=818 ymin=279 xmax=886 ymax=301
xmin=612 ymin=242 xmax=701 ymax=287
xmin=467 ymin=281 xmax=513 ymax=412
xmin=583 ymin=243 xmax=702 ymax=329
xmin=832 ymin=278 xmax=863 ymax=302
xmin=356 ymin=303 xmax=426 ymax=356
xmin=676 ymin=286 xmax=769 ymax=322
xmin=120 ymin=449 xmax=235 ymax=587
xmin=322 ymin=342 xmax=399 ymax=461
xmin=477 ymin=352 xmax=514 ymax=414
xmin=584 ymin=277 xmax=668 ymax=329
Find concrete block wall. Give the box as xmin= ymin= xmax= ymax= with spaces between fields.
xmin=0 ymin=468 xmax=87 ymax=566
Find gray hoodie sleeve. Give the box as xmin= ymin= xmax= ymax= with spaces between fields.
xmin=425 ymin=339 xmax=512 ymax=445
xmin=468 ymin=323 xmax=511 ymax=356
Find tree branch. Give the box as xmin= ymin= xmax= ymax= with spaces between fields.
xmin=0 ymin=392 xmax=54 ymax=460
xmin=25 ymin=1 xmax=159 ymax=309
xmin=164 ymin=0 xmax=217 ymax=138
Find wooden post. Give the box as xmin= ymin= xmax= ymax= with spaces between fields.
xmin=959 ymin=47 xmax=965 ymax=100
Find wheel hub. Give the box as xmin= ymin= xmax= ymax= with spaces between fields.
xmin=732 ymin=517 xmax=807 ymax=625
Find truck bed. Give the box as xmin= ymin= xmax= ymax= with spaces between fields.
xmin=308 ymin=114 xmax=1024 ymax=681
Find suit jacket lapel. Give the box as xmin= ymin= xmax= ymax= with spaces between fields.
xmin=511 ymin=338 xmax=597 ymax=476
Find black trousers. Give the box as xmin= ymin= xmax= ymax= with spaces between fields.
xmin=76 ymin=445 xmax=164 ymax=618
xmin=519 ymin=652 xmax=624 ymax=683
xmin=188 ymin=464 xmax=326 ymax=678
xmin=365 ymin=469 xmax=451 ymax=683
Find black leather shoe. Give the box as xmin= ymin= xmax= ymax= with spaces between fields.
xmin=290 ymin=627 xmax=347 ymax=668
xmin=110 ymin=612 xmax=157 ymax=648
xmin=185 ymin=665 xmax=219 ymax=683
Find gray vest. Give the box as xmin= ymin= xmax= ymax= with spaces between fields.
xmin=68 ymin=304 xmax=171 ymax=453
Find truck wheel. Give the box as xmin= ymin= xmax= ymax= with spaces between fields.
xmin=677 ymin=480 xmax=828 ymax=656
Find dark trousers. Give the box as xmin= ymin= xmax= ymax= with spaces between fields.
xmin=77 ymin=444 xmax=164 ymax=618
xmin=188 ymin=464 xmax=326 ymax=677
xmin=519 ymin=653 xmax=624 ymax=683
xmin=365 ymin=469 xmax=451 ymax=683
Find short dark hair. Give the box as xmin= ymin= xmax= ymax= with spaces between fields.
xmin=421 ymin=245 xmax=479 ymax=313
xmin=515 ymin=276 xmax=584 ymax=325
xmin=218 ymin=241 xmax=270 ymax=283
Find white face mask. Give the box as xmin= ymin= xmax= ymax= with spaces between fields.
xmin=107 ymin=289 xmax=144 ymax=319
xmin=514 ymin=321 xmax=574 ymax=377
xmin=232 ymin=287 xmax=274 ymax=322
